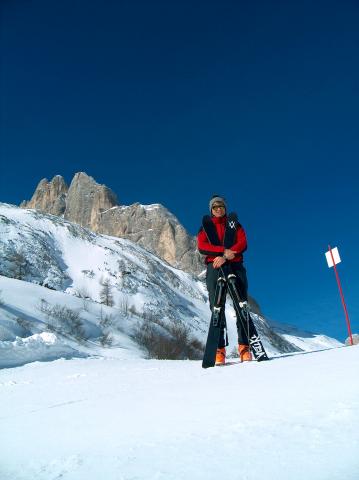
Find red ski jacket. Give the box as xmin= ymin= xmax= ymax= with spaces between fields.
xmin=197 ymin=215 xmax=247 ymax=264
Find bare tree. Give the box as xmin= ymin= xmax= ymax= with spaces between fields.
xmin=118 ymin=294 xmax=129 ymax=316
xmin=36 ymin=302 xmax=86 ymax=342
xmin=99 ymin=306 xmax=113 ymax=328
xmin=99 ymin=278 xmax=114 ymax=307
xmin=74 ymin=287 xmax=92 ymax=311
xmin=132 ymin=319 xmax=204 ymax=360
xmin=8 ymin=249 xmax=28 ymax=279
xmin=100 ymin=332 xmax=113 ymax=347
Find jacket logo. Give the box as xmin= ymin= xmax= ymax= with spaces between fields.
xmin=229 ymin=221 xmax=236 ymax=229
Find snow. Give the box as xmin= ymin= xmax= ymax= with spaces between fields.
xmin=0 ymin=276 xmax=142 ymax=368
xmin=0 ymin=202 xmax=343 ymax=371
xmin=0 ymin=273 xmax=341 ymax=371
xmin=0 ymin=332 xmax=87 ymax=369
xmin=0 ymin=346 xmax=358 ymax=479
xmin=142 ymin=203 xmax=161 ymax=210
xmin=0 ymin=203 xmax=357 ymax=478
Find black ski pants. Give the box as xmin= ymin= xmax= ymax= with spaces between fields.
xmin=206 ymin=262 xmax=249 ymax=348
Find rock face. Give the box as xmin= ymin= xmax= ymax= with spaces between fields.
xmin=20 ymin=172 xmax=204 ymax=274
xmin=20 ymin=176 xmax=68 ymax=216
xmin=64 ymin=172 xmax=119 ymax=231
xmin=99 ymin=203 xmax=202 ymax=274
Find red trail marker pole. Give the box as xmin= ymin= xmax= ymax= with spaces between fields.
xmin=326 ymin=245 xmax=353 ymax=346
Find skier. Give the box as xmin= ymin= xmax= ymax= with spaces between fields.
xmin=197 ymin=195 xmax=252 ymax=366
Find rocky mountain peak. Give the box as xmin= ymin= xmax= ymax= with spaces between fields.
xmin=64 ymin=172 xmax=119 ymax=230
xmin=20 ymin=175 xmax=68 ymax=216
xmin=20 ymin=172 xmax=204 ymax=274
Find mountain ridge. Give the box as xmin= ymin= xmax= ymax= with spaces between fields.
xmin=20 ymin=172 xmax=203 ymax=274
xmin=0 ymin=202 xmax=342 ymax=369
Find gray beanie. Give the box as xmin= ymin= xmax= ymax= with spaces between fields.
xmin=209 ymin=195 xmax=227 ymax=213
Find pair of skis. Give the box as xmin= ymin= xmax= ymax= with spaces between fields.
xmin=202 ymin=264 xmax=268 ymax=368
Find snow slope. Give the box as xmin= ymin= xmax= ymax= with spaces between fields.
xmin=0 ymin=202 xmax=342 ymax=368
xmin=0 ymin=345 xmax=358 ymax=480
xmin=0 ymin=276 xmax=144 ymax=368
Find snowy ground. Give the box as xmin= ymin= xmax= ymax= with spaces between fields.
xmin=1 ymin=345 xmax=358 ymax=480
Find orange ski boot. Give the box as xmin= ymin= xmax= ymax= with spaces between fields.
xmin=238 ymin=344 xmax=252 ymax=362
xmin=215 ymin=347 xmax=226 ymax=366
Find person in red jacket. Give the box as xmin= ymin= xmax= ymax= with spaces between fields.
xmin=197 ymin=195 xmax=252 ymax=365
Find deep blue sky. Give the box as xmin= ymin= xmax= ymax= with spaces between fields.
xmin=1 ymin=0 xmax=359 ymax=341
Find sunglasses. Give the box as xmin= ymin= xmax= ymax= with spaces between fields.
xmin=212 ymin=205 xmax=225 ymax=210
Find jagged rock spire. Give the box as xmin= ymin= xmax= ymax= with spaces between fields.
xmin=20 ymin=172 xmax=204 ymax=274
xmin=64 ymin=172 xmax=119 ymax=229
xmin=20 ymin=175 xmax=68 ymax=216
